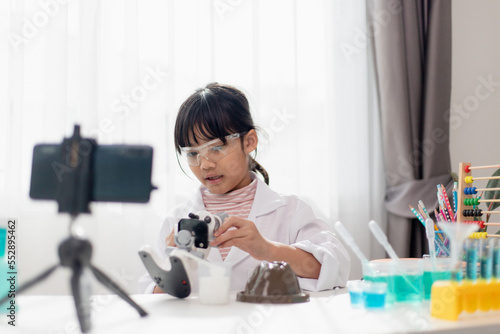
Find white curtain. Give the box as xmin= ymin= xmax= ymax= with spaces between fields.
xmin=0 ymin=0 xmax=385 ymax=295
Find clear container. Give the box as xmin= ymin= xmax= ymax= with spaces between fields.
xmin=422 ymin=256 xmax=452 ymax=300
xmin=393 ymin=258 xmax=423 ymax=303
xmin=363 ymin=281 xmax=387 ymax=309
xmin=198 ymin=262 xmax=231 ymax=305
xmin=347 ymin=280 xmax=364 ymax=308
xmin=363 ymin=260 xmax=396 ymax=305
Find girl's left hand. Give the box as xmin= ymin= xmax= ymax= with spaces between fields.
xmin=210 ymin=216 xmax=273 ymax=261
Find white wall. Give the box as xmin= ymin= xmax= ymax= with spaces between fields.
xmin=450 ymin=0 xmax=500 ymax=172
xmin=450 ymin=0 xmax=500 ymax=234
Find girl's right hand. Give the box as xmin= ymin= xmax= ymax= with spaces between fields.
xmin=165 ymin=229 xmax=176 ymax=247
xmin=153 ymin=285 xmax=165 ymax=294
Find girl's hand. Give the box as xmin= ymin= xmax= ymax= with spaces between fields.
xmin=165 ymin=229 xmax=176 ymax=247
xmin=153 ymin=285 xmax=165 ymax=294
xmin=210 ymin=216 xmax=273 ymax=261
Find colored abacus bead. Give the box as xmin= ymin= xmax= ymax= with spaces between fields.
xmin=464 ymin=198 xmax=480 ymax=206
xmin=464 ymin=176 xmax=474 ymax=184
xmin=462 ymin=221 xmax=486 ymax=229
xmin=463 ymin=209 xmax=483 ymax=217
xmin=464 ymin=165 xmax=471 ymax=173
xmin=469 ymin=232 xmax=488 ymax=239
xmin=464 ymin=187 xmax=478 ymax=195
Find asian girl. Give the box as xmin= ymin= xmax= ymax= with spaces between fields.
xmin=138 ymin=83 xmax=350 ymax=293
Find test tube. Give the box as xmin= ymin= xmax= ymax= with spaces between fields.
xmin=465 ymin=238 xmax=478 ymax=281
xmin=494 ymin=239 xmax=500 ymax=279
xmin=464 ymin=238 xmax=479 ymax=314
xmin=493 ymin=238 xmax=500 ymax=311
xmin=480 ymin=238 xmax=494 ymax=281
xmin=479 ymin=238 xmax=494 ymax=313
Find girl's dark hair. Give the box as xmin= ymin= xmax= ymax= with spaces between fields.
xmin=174 ymin=82 xmax=269 ymax=185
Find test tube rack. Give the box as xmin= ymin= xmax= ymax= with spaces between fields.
xmin=430 ymin=279 xmax=500 ymax=321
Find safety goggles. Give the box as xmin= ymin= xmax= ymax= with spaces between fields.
xmin=180 ymin=132 xmax=243 ymax=166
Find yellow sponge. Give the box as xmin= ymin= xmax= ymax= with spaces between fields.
xmin=430 ymin=281 xmax=462 ymax=321
xmin=431 ymin=279 xmax=500 ymax=321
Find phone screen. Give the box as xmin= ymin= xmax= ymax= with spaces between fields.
xmin=29 ymin=144 xmax=155 ymax=203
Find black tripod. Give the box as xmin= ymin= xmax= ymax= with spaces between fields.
xmin=0 ymin=125 xmax=154 ymax=332
xmin=0 ymin=218 xmax=148 ymax=332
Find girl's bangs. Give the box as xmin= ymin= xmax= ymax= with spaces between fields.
xmin=177 ymin=97 xmax=237 ymax=148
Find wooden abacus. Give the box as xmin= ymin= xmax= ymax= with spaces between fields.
xmin=457 ymin=162 xmax=500 ymax=229
xmin=430 ymin=163 xmax=500 ymax=322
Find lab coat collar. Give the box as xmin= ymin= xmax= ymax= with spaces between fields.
xmin=247 ymin=172 xmax=287 ymax=220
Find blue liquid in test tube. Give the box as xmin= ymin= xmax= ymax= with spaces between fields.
xmin=494 ymin=239 xmax=500 ymax=279
xmin=480 ymin=239 xmax=494 ymax=280
xmin=466 ymin=239 xmax=478 ymax=281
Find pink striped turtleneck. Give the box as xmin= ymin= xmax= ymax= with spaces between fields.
xmin=201 ymin=177 xmax=257 ymax=261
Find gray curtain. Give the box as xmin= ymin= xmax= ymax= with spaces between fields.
xmin=369 ymin=0 xmax=453 ymax=257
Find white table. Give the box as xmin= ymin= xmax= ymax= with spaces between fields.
xmin=1 ymin=289 xmax=500 ymax=334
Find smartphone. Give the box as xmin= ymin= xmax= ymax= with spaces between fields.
xmin=29 ymin=144 xmax=155 ymax=203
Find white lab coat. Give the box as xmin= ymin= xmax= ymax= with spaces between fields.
xmin=138 ymin=174 xmax=350 ymax=293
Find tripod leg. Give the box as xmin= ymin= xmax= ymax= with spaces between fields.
xmin=89 ymin=265 xmax=148 ymax=317
xmin=0 ymin=264 xmax=58 ymax=306
xmin=71 ymin=264 xmax=92 ymax=333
